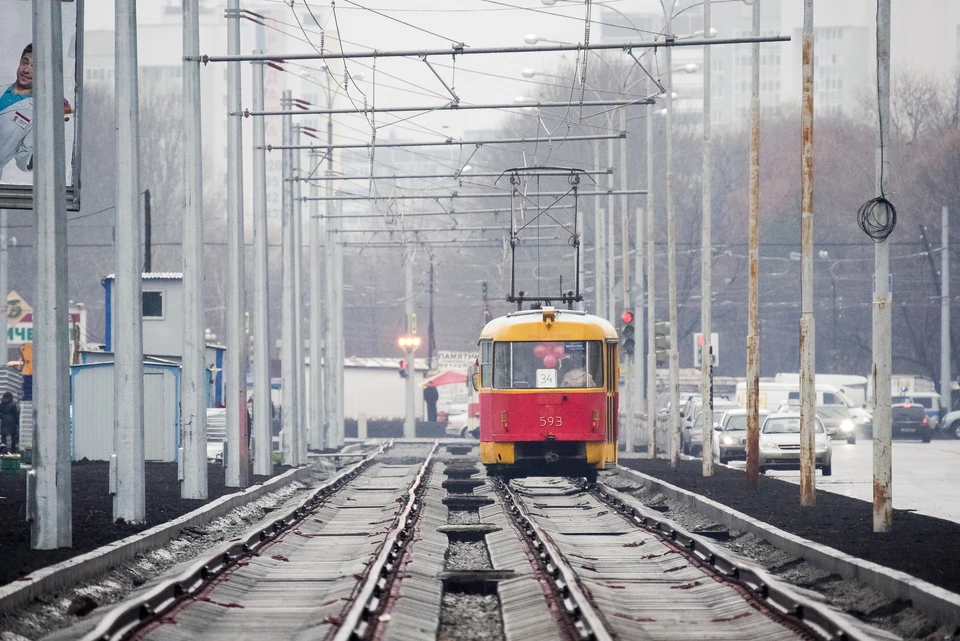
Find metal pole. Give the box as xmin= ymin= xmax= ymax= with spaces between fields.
xmin=225 ymin=0 xmax=248 ymax=487
xmin=309 ymin=149 xmax=324 ymax=451
xmin=606 ymin=131 xmax=616 ymax=323
xmin=745 ymin=0 xmax=762 ymax=488
xmin=251 ymin=55 xmax=271 ymax=476
xmin=799 ymin=0 xmax=816 ymax=506
xmin=942 ymin=206 xmax=951 ymax=414
xmin=873 ymin=0 xmax=893 ymax=533
xmin=335 ymin=212 xmax=345 ymax=448
xmin=32 ymin=0 xmax=71 ymax=549
xmin=181 ymin=0 xmax=207 ymax=500
xmin=594 ymin=142 xmax=604 ymax=316
xmin=646 ymin=86 xmax=658 ymax=460
xmin=700 ymin=0 xmax=714 ymax=477
xmin=665 ymin=5 xmax=681 ymax=468
xmin=404 ymin=246 xmax=416 ymax=439
xmin=619 ymin=107 xmax=634 ymax=452
xmin=292 ymin=128 xmax=305 ymax=463
xmin=113 ymin=0 xmax=145 ymax=521
xmin=280 ymin=91 xmax=298 ymax=466
xmin=0 ymin=210 xmax=6 ymax=367
xmin=324 ymin=144 xmax=338 ymax=449
xmin=577 ymin=195 xmax=586 ymax=312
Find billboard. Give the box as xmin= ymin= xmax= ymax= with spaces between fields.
xmin=0 ymin=0 xmax=83 ymax=210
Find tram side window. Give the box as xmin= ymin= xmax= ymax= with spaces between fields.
xmin=480 ymin=340 xmax=492 ymax=388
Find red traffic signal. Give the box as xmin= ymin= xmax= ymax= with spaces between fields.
xmin=621 ymin=310 xmax=634 ymax=324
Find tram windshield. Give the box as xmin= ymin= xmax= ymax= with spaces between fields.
xmin=493 ymin=341 xmax=604 ymax=389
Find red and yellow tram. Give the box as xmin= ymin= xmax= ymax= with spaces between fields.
xmin=475 ymin=306 xmax=619 ymax=481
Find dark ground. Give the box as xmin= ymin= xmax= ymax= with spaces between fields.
xmin=620 ymin=458 xmax=960 ymax=596
xmin=0 ymin=461 xmax=291 ymax=587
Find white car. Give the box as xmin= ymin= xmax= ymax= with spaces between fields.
xmin=758 ymin=413 xmax=832 ymax=476
xmin=445 ymin=403 xmax=470 ymax=438
xmin=712 ymin=409 xmax=769 ymax=464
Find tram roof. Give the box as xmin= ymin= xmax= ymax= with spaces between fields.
xmin=479 ymin=307 xmax=617 ymax=342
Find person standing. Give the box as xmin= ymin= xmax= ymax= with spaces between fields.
xmin=0 ymin=44 xmax=34 ymax=177
xmin=423 ymin=382 xmax=439 ymax=423
xmin=0 ymin=392 xmax=19 ymax=453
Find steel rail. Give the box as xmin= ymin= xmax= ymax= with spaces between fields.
xmin=331 ymin=441 xmax=440 ymax=640
xmin=493 ymin=478 xmax=614 ymax=641
xmin=589 ymin=482 xmax=868 ymax=641
xmin=80 ymin=442 xmax=394 ymax=641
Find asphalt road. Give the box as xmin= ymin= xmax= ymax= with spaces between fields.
xmin=725 ymin=438 xmax=960 ymax=523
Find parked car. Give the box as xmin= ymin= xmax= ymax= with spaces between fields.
xmin=758 ymin=413 xmax=832 ymax=476
xmin=815 ymin=404 xmax=857 ymax=444
xmin=445 ymin=402 xmax=470 ymax=438
xmin=892 ymin=393 xmax=940 ymax=430
xmin=941 ymin=409 xmax=960 ymax=440
xmin=891 ymin=402 xmax=933 ymax=442
xmin=712 ymin=408 xmax=770 ymax=464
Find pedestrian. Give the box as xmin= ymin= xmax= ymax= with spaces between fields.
xmin=0 ymin=391 xmax=19 ymax=454
xmin=0 ymin=44 xmax=34 ymax=178
xmin=423 ymin=381 xmax=439 ymax=423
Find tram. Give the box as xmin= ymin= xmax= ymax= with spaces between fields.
xmin=476 ymin=306 xmax=619 ymax=481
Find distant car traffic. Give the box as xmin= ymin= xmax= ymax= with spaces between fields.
xmin=815 ymin=404 xmax=857 ymax=444
xmin=681 ymin=398 xmax=737 ymax=456
xmin=712 ymin=408 xmax=769 ymax=464
xmin=891 ymin=402 xmax=933 ymax=442
xmin=758 ymin=413 xmax=832 ymax=476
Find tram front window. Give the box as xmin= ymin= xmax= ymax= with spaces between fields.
xmin=492 ymin=341 xmax=604 ymax=389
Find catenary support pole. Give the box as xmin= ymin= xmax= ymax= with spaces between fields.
xmin=292 ymin=128 xmax=305 ymax=463
xmin=324 ymin=161 xmax=338 ymax=448
xmin=700 ymin=0 xmax=714 ymax=477
xmin=404 ymin=246 xmax=416 ymax=439
xmin=113 ymin=0 xmax=145 ymax=521
xmin=619 ymin=106 xmax=634 ymax=452
xmin=32 ymin=0 xmax=71 ymax=549
xmin=309 ymin=149 xmax=324 ymax=451
xmin=280 ymin=91 xmax=299 ymax=466
xmin=799 ymin=0 xmax=817 ymax=506
xmin=334 ymin=213 xmax=345 ymax=447
xmin=873 ymin=0 xmax=893 ymax=533
xmin=0 ymin=210 xmax=6 ymax=367
xmin=606 ymin=132 xmax=616 ymax=323
xmin=225 ymin=0 xmax=249 ymax=487
xmin=745 ymin=0 xmax=762 ymax=489
xmin=181 ymin=0 xmax=207 ymax=500
xmin=593 ymin=142 xmax=604 ymax=317
xmin=665 ymin=3 xmax=682 ymax=468
xmin=646 ymin=85 xmax=658 ymax=460
xmin=634 ymin=206 xmax=644 ymax=452
xmin=251 ymin=55 xmax=272 ymax=476
xmin=942 ymin=206 xmax=951 ymax=414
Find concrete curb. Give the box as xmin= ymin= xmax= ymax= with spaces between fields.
xmin=0 ymin=463 xmax=324 ymax=616
xmin=616 ymin=466 xmax=960 ymax=629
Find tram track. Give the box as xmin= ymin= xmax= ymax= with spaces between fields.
xmin=493 ymin=476 xmax=869 ymax=641
xmin=77 ymin=441 xmax=439 ymax=641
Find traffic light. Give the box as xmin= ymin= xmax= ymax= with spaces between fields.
xmin=655 ymin=322 xmax=671 ymax=365
xmin=399 ymin=359 xmax=408 ymax=378
xmin=620 ymin=310 xmax=635 ymax=356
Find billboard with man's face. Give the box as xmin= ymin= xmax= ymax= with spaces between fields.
xmin=0 ymin=0 xmax=82 ymax=210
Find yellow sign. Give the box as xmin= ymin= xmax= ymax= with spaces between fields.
xmin=6 ymin=291 xmax=30 ymax=327
xmin=19 ymin=343 xmax=32 ymax=376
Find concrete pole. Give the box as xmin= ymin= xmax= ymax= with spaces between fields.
xmin=0 ymin=210 xmax=6 ymax=366
xmin=665 ymin=5 xmax=682 ymax=468
xmin=181 ymin=0 xmax=207 ymax=500
xmin=280 ymin=91 xmax=299 ymax=466
xmin=873 ymin=0 xmax=893 ymax=533
xmin=31 ymin=0 xmax=71 ymax=549
xmin=634 ymin=203 xmax=645 ymax=449
xmin=593 ymin=142 xmax=604 ymax=316
xmin=335 ymin=223 xmax=345 ymax=447
xmin=606 ymin=134 xmax=616 ymax=323
xmin=577 ymin=195 xmax=585 ymax=311
xmin=942 ymin=206 xmax=951 ymax=414
xmin=646 ymin=90 xmax=658 ymax=459
xmin=404 ymin=246 xmax=416 ymax=439
xmin=324 ymin=160 xmax=338 ymax=447
xmin=292 ymin=128 xmax=305 ymax=462
xmin=745 ymin=0 xmax=762 ymax=489
xmin=309 ymin=150 xmax=324 ymax=450
xmin=700 ymin=0 xmax=714 ymax=477
xmin=225 ymin=0 xmax=249 ymax=487
xmin=799 ymin=0 xmax=817 ymax=506
xmin=251 ymin=56 xmax=272 ymax=476
xmin=113 ymin=0 xmax=145 ymax=521
xmin=618 ymin=107 xmax=634 ymax=452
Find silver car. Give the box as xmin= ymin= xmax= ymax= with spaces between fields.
xmin=758 ymin=413 xmax=832 ymax=476
xmin=712 ymin=409 xmax=769 ymax=464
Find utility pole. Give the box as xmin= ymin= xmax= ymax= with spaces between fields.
xmin=251 ymin=55 xmax=271 ymax=476
xmin=143 ymin=191 xmax=151 ymax=274
xmin=292 ymin=128 xmax=305 ymax=463
xmin=799 ymin=0 xmax=816 ymax=506
xmin=0 ymin=210 xmax=6 ymax=367
xmin=113 ymin=0 xmax=145 ymax=521
xmin=280 ymin=91 xmax=299 ymax=466
xmin=873 ymin=0 xmax=893 ymax=533
xmin=225 ymin=0 xmax=249 ymax=487
xmin=665 ymin=1 xmax=682 ymax=468
xmin=324 ymin=141 xmax=339 ymax=450
xmin=942 ymin=206 xmax=951 ymax=414
xmin=309 ymin=148 xmax=324 ymax=451
xmin=593 ymin=141 xmax=604 ymax=317
xmin=745 ymin=0 xmax=762 ymax=489
xmin=428 ymin=262 xmax=436 ymax=369
xmin=606 ymin=133 xmax=616 ymax=323
xmin=404 ymin=245 xmax=416 ymax=439
xmin=700 ymin=0 xmax=714 ymax=477
xmin=32 ymin=0 xmax=71 ymax=549
xmin=646 ymin=84 xmax=658 ymax=460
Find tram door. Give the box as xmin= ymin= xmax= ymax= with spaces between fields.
xmin=605 ymin=343 xmax=618 ymax=446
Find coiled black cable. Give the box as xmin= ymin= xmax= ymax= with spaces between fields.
xmin=857 ymin=196 xmax=897 ymax=242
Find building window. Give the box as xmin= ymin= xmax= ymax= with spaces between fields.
xmin=143 ymin=291 xmax=164 ymax=318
